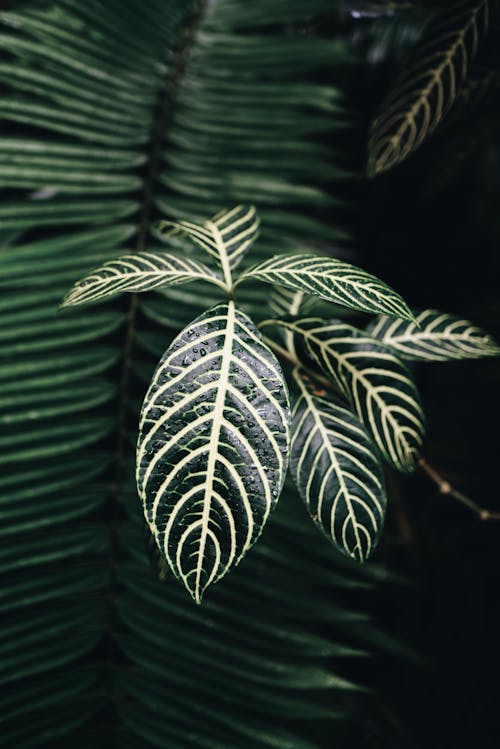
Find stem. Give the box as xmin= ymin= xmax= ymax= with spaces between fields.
xmin=115 ymin=1 xmax=207 ymax=501
xmin=418 ymin=457 xmax=500 ymax=521
xmin=264 ymin=315 xmax=500 ymax=526
xmin=264 ymin=330 xmax=500 ymax=525
xmin=262 ymin=335 xmax=333 ymax=391
xmin=107 ymin=0 xmax=208 ymax=704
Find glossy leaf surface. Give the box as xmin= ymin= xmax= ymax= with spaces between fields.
xmin=136 ymin=302 xmax=291 ymax=603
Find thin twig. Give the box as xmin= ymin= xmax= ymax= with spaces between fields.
xmin=264 ymin=333 xmax=500 ymax=524
xmin=418 ymin=457 xmax=500 ymax=521
xmin=262 ymin=335 xmax=333 ymax=391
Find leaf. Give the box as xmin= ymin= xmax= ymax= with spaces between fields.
xmin=368 ymin=0 xmax=493 ymax=175
xmin=236 ymin=253 xmax=414 ymax=321
xmin=291 ymin=369 xmax=387 ymax=562
xmin=136 ymin=301 xmax=291 ymax=603
xmin=262 ymin=318 xmax=426 ymax=472
xmin=61 ymin=252 xmax=226 ymax=307
xmin=366 ymin=309 xmax=500 ymax=360
xmin=268 ymin=286 xmax=308 ymax=319
xmin=157 ymin=204 xmax=260 ymax=282
xmin=0 ymin=0 xmax=405 ymax=744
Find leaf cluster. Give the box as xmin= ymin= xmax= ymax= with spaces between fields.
xmin=65 ymin=206 xmax=500 ymax=601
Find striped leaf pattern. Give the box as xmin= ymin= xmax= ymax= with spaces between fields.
xmin=268 ymin=286 xmax=307 ymax=319
xmin=368 ymin=0 xmax=493 ymax=175
xmin=237 ymin=253 xmax=414 ymax=321
xmin=268 ymin=286 xmax=310 ymax=359
xmin=367 ymin=309 xmax=500 ymax=361
xmin=62 ymin=252 xmax=225 ymax=307
xmin=158 ymin=205 xmax=259 ymax=281
xmin=291 ymin=369 xmax=387 ymax=562
xmin=262 ymin=318 xmax=426 ymax=472
xmin=136 ymin=301 xmax=291 ymax=603
xmin=0 ymin=0 xmax=398 ymax=745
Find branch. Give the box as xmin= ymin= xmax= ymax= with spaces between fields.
xmin=262 ymin=335 xmax=333 ymax=391
xmin=264 ymin=332 xmax=500 ymax=524
xmin=418 ymin=457 xmax=500 ymax=521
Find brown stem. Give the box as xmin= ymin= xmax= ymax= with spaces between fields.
xmin=262 ymin=335 xmax=334 ymax=391
xmin=264 ymin=331 xmax=500 ymax=524
xmin=418 ymin=457 xmax=500 ymax=521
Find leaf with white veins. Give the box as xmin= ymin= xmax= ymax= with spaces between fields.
xmin=262 ymin=317 xmax=426 ymax=473
xmin=136 ymin=302 xmax=291 ymax=603
xmin=367 ymin=309 xmax=500 ymax=361
xmin=158 ymin=204 xmax=259 ymax=283
xmin=62 ymin=252 xmax=225 ymax=307
xmin=236 ymin=253 xmax=414 ymax=321
xmin=291 ymin=369 xmax=387 ymax=562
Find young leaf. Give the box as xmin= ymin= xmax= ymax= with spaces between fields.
xmin=291 ymin=369 xmax=387 ymax=562
xmin=368 ymin=0 xmax=493 ymax=175
xmin=367 ymin=309 xmax=500 ymax=361
xmin=62 ymin=252 xmax=226 ymax=307
xmin=136 ymin=301 xmax=291 ymax=604
xmin=262 ymin=318 xmax=426 ymax=473
xmin=157 ymin=205 xmax=259 ymax=284
xmin=236 ymin=253 xmax=414 ymax=321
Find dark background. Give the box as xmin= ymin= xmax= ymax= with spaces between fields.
xmin=349 ymin=7 xmax=500 ymax=746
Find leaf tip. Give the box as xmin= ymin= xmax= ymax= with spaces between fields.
xmin=59 ymin=293 xmax=75 ymax=309
xmin=397 ymin=302 xmax=417 ymax=325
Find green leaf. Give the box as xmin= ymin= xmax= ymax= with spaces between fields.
xmin=368 ymin=0 xmax=493 ymax=175
xmin=158 ymin=204 xmax=260 ymax=283
xmin=136 ymin=301 xmax=291 ymax=603
xmin=367 ymin=309 xmax=500 ymax=361
xmin=0 ymin=1 xmax=408 ymax=743
xmin=262 ymin=318 xmax=426 ymax=472
xmin=291 ymin=369 xmax=387 ymax=562
xmin=268 ymin=286 xmax=307 ymax=318
xmin=236 ymin=253 xmax=414 ymax=321
xmin=62 ymin=252 xmax=226 ymax=307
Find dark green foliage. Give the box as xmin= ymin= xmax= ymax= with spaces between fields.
xmin=0 ymin=1 xmax=396 ymax=747
xmin=2 ymin=1 xmax=500 ymax=747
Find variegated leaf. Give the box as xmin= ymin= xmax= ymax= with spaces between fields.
xmin=62 ymin=252 xmax=226 ymax=307
xmin=136 ymin=301 xmax=291 ymax=603
xmin=262 ymin=317 xmax=426 ymax=473
xmin=368 ymin=0 xmax=493 ymax=175
xmin=268 ymin=286 xmax=309 ymax=359
xmin=291 ymin=369 xmax=387 ymax=562
xmin=236 ymin=253 xmax=414 ymax=321
xmin=157 ymin=204 xmax=259 ymax=284
xmin=268 ymin=286 xmax=307 ymax=318
xmin=367 ymin=309 xmax=500 ymax=361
